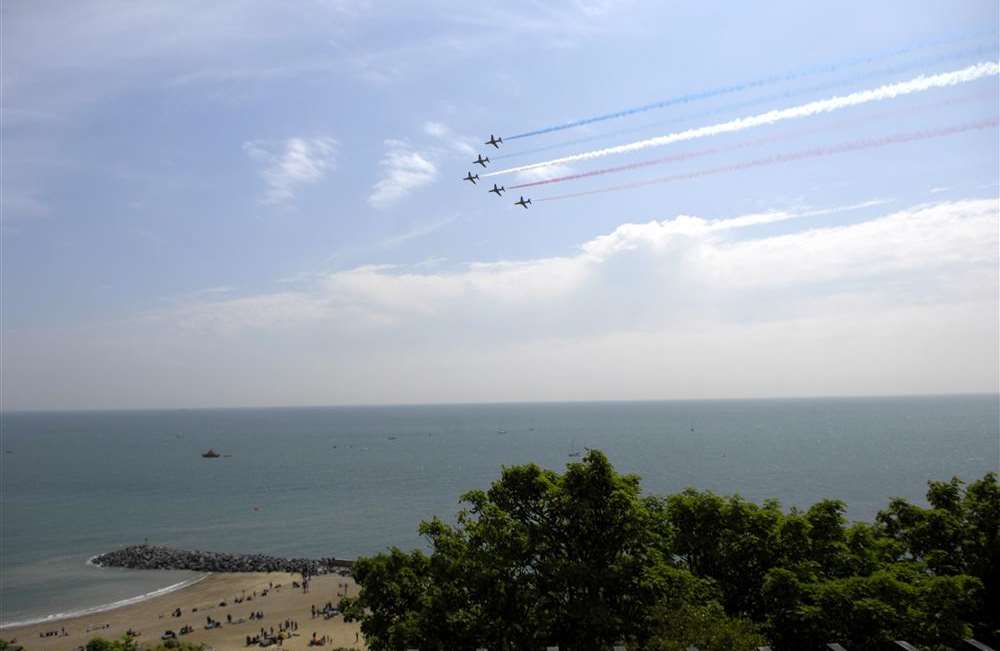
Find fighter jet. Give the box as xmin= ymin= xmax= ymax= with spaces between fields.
xmin=474 ymin=154 xmax=490 ymax=168
xmin=463 ymin=171 xmax=479 ymax=184
xmin=515 ymin=196 xmax=532 ymax=209
xmin=489 ymin=183 xmax=505 ymax=197
xmin=485 ymin=134 xmax=503 ymax=149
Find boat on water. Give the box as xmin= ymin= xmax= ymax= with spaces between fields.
xmin=201 ymin=449 xmax=221 ymax=458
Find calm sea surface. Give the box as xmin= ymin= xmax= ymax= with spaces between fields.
xmin=2 ymin=396 xmax=998 ymax=625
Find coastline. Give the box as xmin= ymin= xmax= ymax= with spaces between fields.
xmin=1 ymin=572 xmax=364 ymax=651
xmin=0 ymin=574 xmax=210 ymax=630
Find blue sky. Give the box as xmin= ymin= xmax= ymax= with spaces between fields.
xmin=2 ymin=0 xmax=998 ymax=409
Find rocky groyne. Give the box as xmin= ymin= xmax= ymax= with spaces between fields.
xmin=92 ymin=544 xmax=352 ymax=575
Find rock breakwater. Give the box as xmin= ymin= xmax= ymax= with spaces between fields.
xmin=92 ymin=545 xmax=352 ymax=575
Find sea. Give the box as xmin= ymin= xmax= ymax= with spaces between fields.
xmin=1 ymin=395 xmax=998 ymax=627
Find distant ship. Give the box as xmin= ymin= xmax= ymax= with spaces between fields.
xmin=201 ymin=449 xmax=221 ymax=458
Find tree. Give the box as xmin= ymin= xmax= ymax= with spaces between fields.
xmin=344 ymin=451 xmax=686 ymax=650
xmin=647 ymin=601 xmax=767 ymax=651
xmin=876 ymin=472 xmax=1000 ymax=644
xmin=344 ymin=453 xmax=993 ymax=651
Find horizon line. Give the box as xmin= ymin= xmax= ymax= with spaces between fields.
xmin=2 ymin=390 xmax=996 ymax=415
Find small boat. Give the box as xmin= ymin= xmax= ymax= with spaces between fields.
xmin=201 ymin=449 xmax=221 ymax=458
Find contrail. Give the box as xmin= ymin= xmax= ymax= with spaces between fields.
xmin=484 ymin=62 xmax=999 ymax=178
xmin=492 ymin=43 xmax=997 ymax=162
xmin=502 ymin=29 xmax=996 ymax=141
xmin=506 ymin=90 xmax=996 ymax=190
xmin=537 ymin=118 xmax=998 ymax=203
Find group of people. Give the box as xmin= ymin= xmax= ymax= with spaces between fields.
xmin=307 ymin=632 xmax=330 ymax=646
xmin=244 ymin=623 xmax=296 ymax=648
xmin=41 ymin=575 xmax=359 ymax=648
xmin=38 ymin=627 xmax=67 ymax=638
xmin=310 ymin=602 xmax=340 ymax=620
xmin=233 ymin=586 xmax=272 ymax=604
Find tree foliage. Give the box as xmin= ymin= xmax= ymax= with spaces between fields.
xmin=342 ymin=453 xmax=998 ymax=650
xmin=84 ymin=637 xmax=205 ymax=651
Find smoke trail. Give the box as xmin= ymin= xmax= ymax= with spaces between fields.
xmin=492 ymin=43 xmax=997 ymax=162
xmin=506 ymin=90 xmax=996 ymax=189
xmin=537 ymin=118 xmax=998 ymax=203
xmin=484 ymin=62 xmax=1000 ymax=178
xmin=503 ymin=29 xmax=997 ymax=141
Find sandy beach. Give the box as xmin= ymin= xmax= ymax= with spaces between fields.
xmin=2 ymin=573 xmax=365 ymax=651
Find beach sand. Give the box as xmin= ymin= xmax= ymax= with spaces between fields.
xmin=3 ymin=573 xmax=365 ymax=651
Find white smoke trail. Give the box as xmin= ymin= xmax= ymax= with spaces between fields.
xmin=483 ymin=62 xmax=999 ymax=178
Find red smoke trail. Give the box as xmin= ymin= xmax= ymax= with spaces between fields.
xmin=509 ymin=91 xmax=996 ymax=190
xmin=537 ymin=118 xmax=998 ymax=203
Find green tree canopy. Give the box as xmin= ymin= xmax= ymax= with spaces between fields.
xmin=342 ymin=453 xmax=997 ymax=650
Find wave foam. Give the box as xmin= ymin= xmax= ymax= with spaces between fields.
xmin=0 ymin=574 xmax=209 ymax=630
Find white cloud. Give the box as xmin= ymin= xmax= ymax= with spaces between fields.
xmin=368 ymin=141 xmax=438 ymax=208
xmin=423 ymin=121 xmax=477 ymax=155
xmin=244 ymin=137 xmax=337 ymax=205
xmin=5 ymin=198 xmax=996 ymax=408
xmin=423 ymin=122 xmax=449 ymax=138
xmin=156 ymin=198 xmax=997 ymax=336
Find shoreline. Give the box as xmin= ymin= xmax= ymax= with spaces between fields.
xmin=1 ymin=572 xmax=364 ymax=651
xmin=0 ymin=574 xmax=210 ymax=630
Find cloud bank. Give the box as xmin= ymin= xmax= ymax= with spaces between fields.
xmin=3 ymin=198 xmax=996 ymax=409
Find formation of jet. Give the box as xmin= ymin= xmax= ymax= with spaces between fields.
xmin=462 ymin=135 xmax=532 ymax=208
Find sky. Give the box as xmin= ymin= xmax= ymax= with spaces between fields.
xmin=2 ymin=0 xmax=998 ymax=410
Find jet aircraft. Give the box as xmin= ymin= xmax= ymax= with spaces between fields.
xmin=485 ymin=134 xmax=503 ymax=149
xmin=474 ymin=154 xmax=490 ymax=168
xmin=463 ymin=171 xmax=479 ymax=184
xmin=515 ymin=196 xmax=532 ymax=209
xmin=489 ymin=183 xmax=505 ymax=197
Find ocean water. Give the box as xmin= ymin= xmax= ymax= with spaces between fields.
xmin=1 ymin=396 xmax=998 ymax=626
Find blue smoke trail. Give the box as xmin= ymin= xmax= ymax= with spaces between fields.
xmin=493 ymin=42 xmax=998 ymax=161
xmin=503 ymin=28 xmax=997 ymax=141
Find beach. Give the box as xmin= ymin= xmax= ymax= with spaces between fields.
xmin=2 ymin=573 xmax=365 ymax=651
